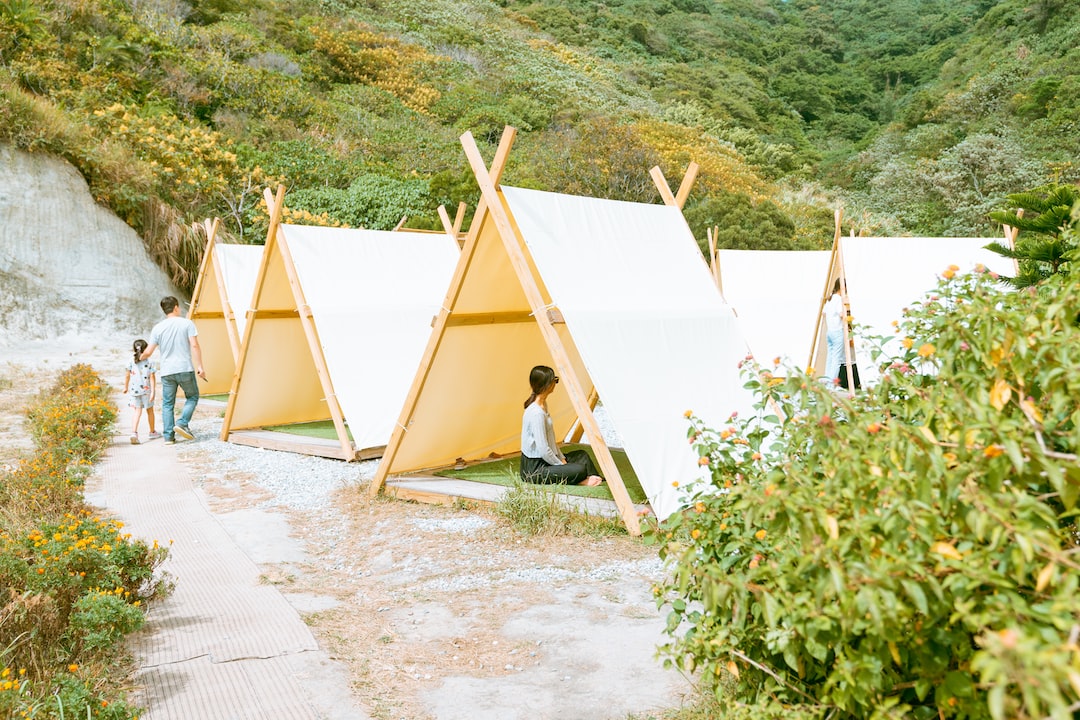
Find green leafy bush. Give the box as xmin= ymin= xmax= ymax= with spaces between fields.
xmin=652 ymin=264 xmax=1080 ymax=719
xmin=287 ymin=172 xmax=432 ymax=229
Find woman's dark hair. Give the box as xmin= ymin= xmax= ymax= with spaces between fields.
xmin=524 ymin=365 xmax=557 ymax=409
xmin=132 ymin=338 xmax=148 ymax=365
xmin=832 ymin=278 xmax=841 ymax=294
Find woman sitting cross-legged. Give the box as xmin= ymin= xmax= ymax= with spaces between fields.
xmin=519 ymin=365 xmax=604 ymax=487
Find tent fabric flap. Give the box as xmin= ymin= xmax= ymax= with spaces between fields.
xmin=717 ymin=249 xmax=830 ymax=372
xmin=279 ymin=225 xmax=459 ymax=452
xmin=840 ymin=236 xmax=1014 ymax=383
xmin=501 ymin=186 xmax=756 ymax=521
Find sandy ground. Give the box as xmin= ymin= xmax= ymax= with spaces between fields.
xmin=0 ymin=335 xmax=692 ymax=720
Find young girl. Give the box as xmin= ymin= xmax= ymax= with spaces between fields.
xmin=123 ymin=339 xmax=159 ymax=444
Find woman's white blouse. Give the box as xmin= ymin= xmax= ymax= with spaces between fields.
xmin=521 ymin=402 xmax=565 ymax=465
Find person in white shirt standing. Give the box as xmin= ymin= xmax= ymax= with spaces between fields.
xmin=823 ymin=278 xmax=845 ymax=384
xmin=141 ymin=296 xmax=206 ymax=444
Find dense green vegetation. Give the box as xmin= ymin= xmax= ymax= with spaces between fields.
xmin=653 ymin=256 xmax=1080 ymax=717
xmin=1 ymin=0 xmax=1077 ymax=290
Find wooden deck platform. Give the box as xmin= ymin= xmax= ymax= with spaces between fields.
xmin=226 ymin=429 xmax=384 ymax=462
xmin=384 ymin=474 xmax=651 ymax=519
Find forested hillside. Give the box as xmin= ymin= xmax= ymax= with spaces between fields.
xmin=1 ymin=0 xmax=1077 ymax=291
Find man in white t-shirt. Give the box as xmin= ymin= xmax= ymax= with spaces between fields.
xmin=142 ymin=296 xmax=206 ymax=444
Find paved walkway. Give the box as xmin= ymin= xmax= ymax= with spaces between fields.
xmin=87 ymin=397 xmax=369 ymax=719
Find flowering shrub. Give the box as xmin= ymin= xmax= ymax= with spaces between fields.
xmin=25 ymin=364 xmax=114 ymax=465
xmin=652 ymin=264 xmax=1080 ymax=718
xmin=1 ymin=364 xmax=168 ymax=719
xmin=312 ymin=24 xmax=442 ymax=113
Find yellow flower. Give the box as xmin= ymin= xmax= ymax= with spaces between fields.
xmin=917 ymin=343 xmax=936 ymax=358
xmin=983 ymin=445 xmax=1005 ymax=458
xmin=901 ymin=337 xmax=914 ymax=350
xmin=754 ymin=529 xmax=767 ymax=540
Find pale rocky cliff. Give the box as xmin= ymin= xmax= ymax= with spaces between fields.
xmin=0 ymin=145 xmax=182 ymax=347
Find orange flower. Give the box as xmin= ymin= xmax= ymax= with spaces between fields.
xmin=68 ymin=664 xmax=78 ymax=673
xmin=917 ymin=343 xmax=936 ymax=358
xmin=983 ymin=445 xmax=1005 ymax=458
xmin=683 ymin=409 xmax=693 ymax=418
xmin=698 ymin=456 xmax=710 ymax=466
xmin=754 ymin=529 xmax=767 ymax=540
xmin=867 ymin=422 xmax=882 ymax=434
xmin=901 ymin=337 xmax=914 ymax=350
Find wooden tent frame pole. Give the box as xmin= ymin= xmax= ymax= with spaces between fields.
xmin=838 ymin=233 xmax=856 ymax=392
xmin=221 ymin=187 xmax=285 ymax=441
xmin=1002 ymin=208 xmax=1023 ymax=277
xmin=649 ymin=163 xmax=699 ymax=210
xmin=370 ymin=130 xmax=517 ymax=498
xmin=265 ymin=190 xmax=355 ymax=461
xmin=459 ymin=129 xmax=641 ymax=535
xmin=220 ymin=187 xmax=353 ymax=460
xmin=807 ymin=208 xmax=844 ymax=373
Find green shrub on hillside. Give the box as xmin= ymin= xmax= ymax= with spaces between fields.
xmin=653 ymin=265 xmax=1080 ymax=718
xmin=287 ymin=172 xmax=432 ymax=229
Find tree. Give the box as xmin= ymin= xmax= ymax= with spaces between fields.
xmin=987 ymin=183 xmax=1080 ymax=287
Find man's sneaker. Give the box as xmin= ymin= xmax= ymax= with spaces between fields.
xmin=175 ymin=425 xmax=194 ymax=440
xmin=130 ymin=435 xmax=140 ymax=445
xmin=147 ymin=431 xmax=162 ymax=440
xmin=164 ymin=437 xmax=176 ymax=445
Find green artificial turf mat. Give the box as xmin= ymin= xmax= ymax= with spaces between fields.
xmin=433 ymin=444 xmax=647 ymax=503
xmin=201 ymin=393 xmax=230 ymax=402
xmin=263 ymin=420 xmax=354 ymax=442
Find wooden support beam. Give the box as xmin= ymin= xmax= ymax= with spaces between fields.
xmin=674 ymin=162 xmax=699 ymax=209
xmin=453 ymin=202 xmax=467 ymax=236
xmin=221 ymin=185 xmax=287 ymax=441
xmin=808 ymin=207 xmax=844 ymax=374
xmin=650 ymin=166 xmax=677 ymax=207
xmin=248 ymin=309 xmax=301 ymax=320
xmin=444 ymin=310 xmax=535 ymax=327
xmin=371 ymin=127 xmax=518 ymax=499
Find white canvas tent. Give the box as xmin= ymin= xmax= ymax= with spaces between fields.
xmin=187 ymin=218 xmax=264 ymax=397
xmin=220 ymin=187 xmax=460 ymax=460
xmin=712 ymin=249 xmax=831 ymax=372
xmin=809 ymin=231 xmax=1016 ymax=385
xmin=369 ymin=128 xmax=757 ymax=533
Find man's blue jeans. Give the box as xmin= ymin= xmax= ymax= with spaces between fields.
xmin=161 ymin=371 xmax=199 ymax=439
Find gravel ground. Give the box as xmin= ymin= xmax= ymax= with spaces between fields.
xmin=3 ymin=336 xmax=689 ymax=719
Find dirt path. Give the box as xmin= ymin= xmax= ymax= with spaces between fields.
xmin=1 ymin=336 xmax=690 ymax=719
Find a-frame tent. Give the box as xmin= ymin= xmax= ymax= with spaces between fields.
xmin=710 ymin=246 xmax=831 ymax=372
xmin=808 ymin=222 xmax=1017 ymax=386
xmin=219 ymin=187 xmax=461 ymax=461
xmin=187 ymin=218 xmax=264 ymax=397
xmin=369 ymin=128 xmax=757 ymax=534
